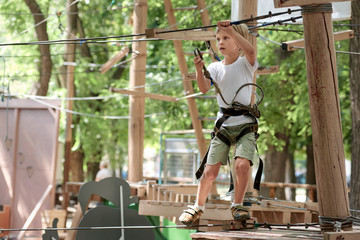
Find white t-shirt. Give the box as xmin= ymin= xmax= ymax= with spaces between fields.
xmin=207 ymin=56 xmax=259 ymax=126
xmin=95 ymin=168 xmax=113 ymax=180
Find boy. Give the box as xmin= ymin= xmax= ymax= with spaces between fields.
xmin=179 ymin=20 xmax=259 ymax=226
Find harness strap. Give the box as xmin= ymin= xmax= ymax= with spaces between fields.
xmin=195 ymin=108 xmax=263 ymax=191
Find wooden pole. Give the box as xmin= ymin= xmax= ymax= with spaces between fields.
xmin=128 ymin=0 xmax=147 ymax=182
xmin=63 ymin=0 xmax=78 ymax=210
xmin=301 ymin=3 xmax=350 ymax=224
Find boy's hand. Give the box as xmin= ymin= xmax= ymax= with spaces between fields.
xmin=217 ymin=20 xmax=234 ymax=35
xmin=193 ymin=56 xmax=204 ymax=73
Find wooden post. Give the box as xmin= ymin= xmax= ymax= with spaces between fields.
xmin=301 ymin=3 xmax=350 ymax=225
xmin=128 ymin=0 xmax=147 ymax=182
xmin=63 ymin=0 xmax=78 ymax=210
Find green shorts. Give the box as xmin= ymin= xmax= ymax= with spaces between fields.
xmin=207 ymin=123 xmax=256 ymax=166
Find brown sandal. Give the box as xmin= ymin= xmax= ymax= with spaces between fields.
xmin=231 ymin=205 xmax=250 ymax=221
xmin=179 ymin=206 xmax=203 ymax=227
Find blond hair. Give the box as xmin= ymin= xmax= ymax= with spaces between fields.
xmin=216 ymin=23 xmax=250 ymax=57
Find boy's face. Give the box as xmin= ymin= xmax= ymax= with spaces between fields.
xmin=216 ymin=30 xmax=238 ymax=56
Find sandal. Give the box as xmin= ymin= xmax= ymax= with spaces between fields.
xmin=231 ymin=205 xmax=250 ymax=221
xmin=179 ymin=206 xmax=203 ymax=227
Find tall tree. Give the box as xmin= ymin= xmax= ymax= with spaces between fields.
xmin=350 ymin=0 xmax=360 ymax=217
xmin=23 ymin=0 xmax=52 ymax=96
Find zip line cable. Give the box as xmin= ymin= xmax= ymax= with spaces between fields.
xmin=27 ymin=97 xmax=162 ymax=120
xmin=0 ymin=8 xmax=302 ymax=47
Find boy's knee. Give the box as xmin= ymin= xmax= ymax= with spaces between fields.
xmin=202 ymin=170 xmax=218 ymax=182
xmin=235 ymin=157 xmax=250 ymax=174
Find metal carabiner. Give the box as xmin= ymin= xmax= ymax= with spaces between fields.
xmin=193 ymin=47 xmax=203 ymax=60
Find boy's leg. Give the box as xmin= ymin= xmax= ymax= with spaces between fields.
xmin=231 ymin=157 xmax=251 ymax=221
xmin=196 ymin=162 xmax=222 ymax=206
xmin=179 ymin=162 xmax=221 ymax=226
xmin=234 ymin=157 xmax=250 ymax=204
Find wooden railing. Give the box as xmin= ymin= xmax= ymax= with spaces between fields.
xmin=260 ymin=182 xmax=317 ymax=202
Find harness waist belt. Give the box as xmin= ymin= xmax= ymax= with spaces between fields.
xmin=220 ymin=107 xmax=249 ymax=116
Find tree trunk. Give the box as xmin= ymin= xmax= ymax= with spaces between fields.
xmin=350 ymin=0 xmax=360 ymax=217
xmin=24 ymin=0 xmax=52 ymax=96
xmin=264 ymin=132 xmax=289 ymax=200
xmin=70 ymin=149 xmax=84 ymax=182
xmin=77 ymin=17 xmax=93 ymax=61
xmin=23 ymin=0 xmax=52 ymax=96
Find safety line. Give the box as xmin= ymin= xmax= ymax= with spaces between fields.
xmin=0 ymin=224 xmax=223 ymax=232
xmin=0 ymin=9 xmax=301 ymax=47
xmin=0 ymin=221 xmax=326 ymax=233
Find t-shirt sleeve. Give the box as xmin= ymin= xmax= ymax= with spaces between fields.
xmin=243 ymin=57 xmax=259 ymax=74
xmin=207 ymin=62 xmax=218 ymax=83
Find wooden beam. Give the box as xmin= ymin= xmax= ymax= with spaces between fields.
xmin=111 ymin=88 xmax=177 ymax=102
xmin=164 ymin=0 xmax=207 ymax=158
xmin=256 ymin=65 xmax=279 ymax=75
xmin=99 ymin=46 xmax=129 ymax=73
xmin=145 ymin=28 xmax=216 ymax=41
xmin=282 ymin=30 xmax=354 ymax=51
xmin=274 ymin=0 xmax=350 ymax=8
xmin=196 ymin=0 xmax=219 ymax=62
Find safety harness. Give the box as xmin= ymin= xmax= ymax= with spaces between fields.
xmin=194 ymin=47 xmax=264 ymax=191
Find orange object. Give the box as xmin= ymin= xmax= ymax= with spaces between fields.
xmin=0 ymin=205 xmax=10 ymax=238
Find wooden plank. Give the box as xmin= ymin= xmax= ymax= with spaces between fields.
xmin=17 ymin=185 xmax=53 ymax=240
xmin=139 ymin=200 xmax=233 ymax=220
xmin=260 ymin=200 xmax=319 ymax=212
xmin=324 ymin=231 xmax=360 ymax=240
xmin=256 ymin=65 xmax=279 ymax=75
xmin=146 ymin=28 xmax=216 ymax=41
xmin=99 ymin=46 xmax=129 ymax=73
xmin=273 ymin=0 xmax=350 ymax=8
xmin=261 ymin=182 xmax=317 ymax=190
xmin=111 ymin=89 xmax=177 ymax=102
xmin=282 ymin=30 xmax=354 ymax=51
xmin=191 ymin=228 xmax=323 ymax=240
